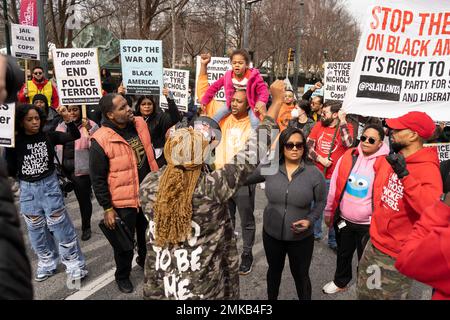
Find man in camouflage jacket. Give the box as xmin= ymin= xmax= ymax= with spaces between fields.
xmin=139 ymin=81 xmax=284 ymax=300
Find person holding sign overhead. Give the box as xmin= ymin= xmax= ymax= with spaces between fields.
xmin=18 ymin=66 xmax=59 ymax=108
xmin=134 ymin=87 xmax=182 ymax=167
xmin=56 ymin=105 xmax=99 ymax=241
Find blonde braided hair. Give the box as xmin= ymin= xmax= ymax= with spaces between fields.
xmin=153 ymin=128 xmax=209 ymax=247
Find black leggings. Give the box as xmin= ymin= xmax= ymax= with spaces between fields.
xmin=263 ymin=230 xmax=314 ymax=300
xmin=69 ymin=173 xmax=93 ymax=231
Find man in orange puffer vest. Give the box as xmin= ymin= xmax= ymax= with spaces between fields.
xmin=90 ymin=94 xmax=158 ymax=294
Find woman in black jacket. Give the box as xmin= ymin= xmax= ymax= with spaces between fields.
xmin=247 ymin=127 xmax=327 ymax=300
xmin=134 ymin=88 xmax=182 ymax=167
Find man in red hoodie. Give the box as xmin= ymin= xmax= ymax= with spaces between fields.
xmin=17 ymin=66 xmax=59 ymax=108
xmin=395 ymin=195 xmax=450 ymax=300
xmin=356 ymin=111 xmax=443 ymax=300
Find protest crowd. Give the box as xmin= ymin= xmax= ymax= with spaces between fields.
xmin=1 ymin=1 xmax=450 ymax=303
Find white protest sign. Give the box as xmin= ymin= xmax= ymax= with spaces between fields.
xmin=11 ymin=23 xmax=39 ymax=60
xmin=343 ymin=1 xmax=450 ymax=121
xmin=0 ymin=103 xmax=15 ymax=148
xmin=424 ymin=143 xmax=450 ymax=162
xmin=195 ymin=56 xmax=231 ymax=104
xmin=120 ymin=40 xmax=163 ymax=95
xmin=324 ymin=62 xmax=354 ymax=101
xmin=53 ymin=48 xmax=102 ymax=105
xmin=160 ymin=68 xmax=190 ymax=112
xmin=304 ymin=84 xmax=324 ymax=97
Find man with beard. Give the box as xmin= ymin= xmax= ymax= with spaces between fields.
xmin=306 ymin=101 xmax=354 ymax=250
xmin=18 ymin=66 xmax=59 ymax=108
xmin=89 ymin=94 xmax=159 ymax=293
xmin=357 ymin=111 xmax=443 ymax=300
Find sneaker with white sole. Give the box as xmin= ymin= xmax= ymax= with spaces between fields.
xmin=68 ymin=268 xmax=88 ymax=282
xmin=35 ymin=269 xmax=57 ymax=282
xmin=322 ymin=281 xmax=346 ymax=294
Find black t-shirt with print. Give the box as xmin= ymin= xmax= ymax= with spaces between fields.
xmin=6 ymin=122 xmax=81 ymax=182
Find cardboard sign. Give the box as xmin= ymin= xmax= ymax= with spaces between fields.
xmin=160 ymin=68 xmax=190 ymax=112
xmin=53 ymin=48 xmax=102 ymax=105
xmin=195 ymin=56 xmax=231 ymax=104
xmin=343 ymin=1 xmax=450 ymax=121
xmin=11 ymin=23 xmax=39 ymax=60
xmin=0 ymin=103 xmax=15 ymax=147
xmin=120 ymin=40 xmax=163 ymax=95
xmin=324 ymin=62 xmax=354 ymax=101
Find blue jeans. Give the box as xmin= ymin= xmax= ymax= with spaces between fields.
xmin=19 ymin=172 xmax=86 ymax=275
xmin=212 ymin=103 xmax=260 ymax=129
xmin=313 ymin=179 xmax=336 ymax=247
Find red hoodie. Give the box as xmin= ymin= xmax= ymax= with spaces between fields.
xmin=395 ymin=200 xmax=450 ymax=300
xmin=370 ymin=147 xmax=443 ymax=258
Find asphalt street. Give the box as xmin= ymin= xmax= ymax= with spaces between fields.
xmin=20 ymin=185 xmax=431 ymax=301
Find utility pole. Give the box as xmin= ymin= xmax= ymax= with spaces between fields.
xmin=224 ymin=0 xmax=227 ymax=56
xmin=37 ymin=0 xmax=48 ymax=76
xmin=2 ymin=0 xmax=10 ymax=55
xmin=292 ymin=1 xmax=304 ymax=99
xmin=243 ymin=0 xmax=262 ymax=51
xmin=171 ymin=0 xmax=176 ymax=68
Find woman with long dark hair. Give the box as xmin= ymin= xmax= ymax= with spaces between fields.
xmin=135 ymin=88 xmax=182 ymax=167
xmin=6 ymin=104 xmax=88 ymax=283
xmin=247 ymin=127 xmax=327 ymax=300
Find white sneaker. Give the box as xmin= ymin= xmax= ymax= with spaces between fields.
xmin=322 ymin=281 xmax=346 ymax=294
xmin=260 ymin=182 xmax=265 ymax=190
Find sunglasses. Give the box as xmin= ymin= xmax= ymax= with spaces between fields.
xmin=284 ymin=142 xmax=304 ymax=150
xmin=360 ymin=135 xmax=377 ymax=144
xmin=34 ymin=72 xmax=43 ymax=75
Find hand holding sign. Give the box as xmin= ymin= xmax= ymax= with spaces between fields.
xmin=338 ymin=110 xmax=347 ymax=124
xmin=57 ymin=106 xmax=71 ymax=123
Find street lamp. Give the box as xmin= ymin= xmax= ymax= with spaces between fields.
xmin=243 ymin=0 xmax=263 ymax=51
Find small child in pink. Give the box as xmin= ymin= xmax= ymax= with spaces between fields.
xmin=200 ymin=49 xmax=269 ymax=128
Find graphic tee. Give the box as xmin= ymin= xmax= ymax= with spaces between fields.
xmin=308 ymin=122 xmax=353 ymax=179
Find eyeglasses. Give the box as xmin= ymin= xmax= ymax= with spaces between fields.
xmin=360 ymin=135 xmax=377 ymax=144
xmin=284 ymin=142 xmax=304 ymax=150
xmin=34 ymin=72 xmax=43 ymax=75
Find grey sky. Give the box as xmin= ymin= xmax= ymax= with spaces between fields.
xmin=344 ymin=0 xmax=376 ymax=28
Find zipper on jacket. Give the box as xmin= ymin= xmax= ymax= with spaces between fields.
xmin=281 ymin=181 xmax=290 ymax=239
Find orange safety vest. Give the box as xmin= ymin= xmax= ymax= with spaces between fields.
xmin=27 ymin=80 xmax=53 ymax=104
xmin=92 ymin=117 xmax=159 ymax=209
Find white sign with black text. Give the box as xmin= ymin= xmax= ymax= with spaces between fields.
xmin=11 ymin=23 xmax=40 ymax=60
xmin=160 ymin=68 xmax=190 ymax=112
xmin=53 ymin=48 xmax=102 ymax=105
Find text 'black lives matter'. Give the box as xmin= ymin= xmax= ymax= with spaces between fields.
xmin=356 ymin=75 xmax=402 ymax=102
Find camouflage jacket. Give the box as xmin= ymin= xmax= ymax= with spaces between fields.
xmin=140 ymin=117 xmax=278 ymax=300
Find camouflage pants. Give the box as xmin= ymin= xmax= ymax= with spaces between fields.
xmin=356 ymin=239 xmax=412 ymax=300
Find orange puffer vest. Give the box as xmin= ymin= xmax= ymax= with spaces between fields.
xmin=92 ymin=117 xmax=159 ymax=209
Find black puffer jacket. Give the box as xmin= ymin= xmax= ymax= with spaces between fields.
xmin=0 ymin=159 xmax=33 ymax=299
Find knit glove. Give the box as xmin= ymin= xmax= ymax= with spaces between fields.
xmin=386 ymin=153 xmax=409 ymax=178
